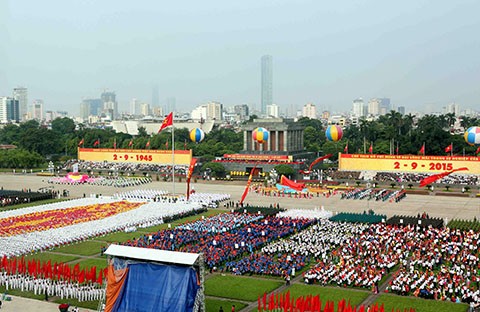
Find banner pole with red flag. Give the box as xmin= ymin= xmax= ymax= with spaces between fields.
xmin=172 ymin=115 xmax=175 ymax=194
xmin=186 ymin=158 xmax=197 ymax=200
xmin=240 ymin=165 xmax=257 ymax=205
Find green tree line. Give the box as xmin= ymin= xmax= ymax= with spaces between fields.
xmin=0 ymin=113 xmax=477 ymax=168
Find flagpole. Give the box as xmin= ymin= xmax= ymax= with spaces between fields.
xmin=451 ymin=142 xmax=453 ymax=157
xmin=363 ymin=137 xmax=366 ymax=154
xmin=172 ymin=116 xmax=175 ymax=195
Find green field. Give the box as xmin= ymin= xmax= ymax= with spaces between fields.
xmin=205 ymin=275 xmax=283 ymax=302
xmin=53 ymin=240 xmax=105 ymax=256
xmin=375 ymin=293 xmax=468 ymax=312
xmin=206 ymin=298 xmax=247 ymax=312
xmin=24 ymin=252 xmax=79 ymax=264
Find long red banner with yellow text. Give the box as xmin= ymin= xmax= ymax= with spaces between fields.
xmin=339 ymin=153 xmax=480 ymax=174
xmin=78 ymin=148 xmax=192 ymax=165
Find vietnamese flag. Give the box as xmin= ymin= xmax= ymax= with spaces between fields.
xmin=419 ymin=143 xmax=425 ymax=155
xmin=158 ymin=112 xmax=173 ymax=132
xmin=445 ymin=143 xmax=453 ymax=153
xmin=145 ymin=140 xmax=150 ymax=148
xmin=475 ymin=146 xmax=480 ymax=155
xmin=128 ymin=139 xmax=133 ymax=147
xmin=344 ymin=142 xmax=349 ymax=154
xmin=280 ymin=175 xmax=306 ymax=192
xmin=93 ymin=139 xmax=100 ymax=147
xmin=78 ymin=138 xmax=84 ymax=147
xmin=419 ymin=167 xmax=469 ymax=187
xmin=368 ymin=143 xmax=373 ymax=154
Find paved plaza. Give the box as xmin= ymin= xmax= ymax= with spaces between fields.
xmin=2 ymin=174 xmax=479 ymax=221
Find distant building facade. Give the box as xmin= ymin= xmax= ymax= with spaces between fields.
xmin=0 ymin=97 xmax=20 ymax=123
xmin=101 ymin=91 xmax=118 ymax=120
xmin=13 ymin=87 xmax=28 ymax=121
xmin=242 ymin=118 xmax=304 ymax=153
xmin=266 ymin=104 xmax=279 ymax=118
xmin=32 ymin=99 xmax=44 ymax=121
xmin=234 ymin=104 xmax=249 ymax=121
xmin=352 ymin=98 xmax=366 ymax=117
xmin=302 ymin=103 xmax=317 ymax=119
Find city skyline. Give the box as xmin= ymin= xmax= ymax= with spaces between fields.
xmin=1 ymin=1 xmax=479 ymax=115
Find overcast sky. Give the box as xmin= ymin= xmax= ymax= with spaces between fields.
xmin=1 ymin=0 xmax=479 ymax=115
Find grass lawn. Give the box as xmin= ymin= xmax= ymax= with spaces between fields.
xmin=287 ymin=284 xmax=369 ymax=310
xmin=53 ymin=240 xmax=105 ymax=256
xmin=54 ymin=297 xmax=100 ymax=310
xmin=97 ymin=231 xmax=141 ymax=243
xmin=0 ymin=285 xmax=45 ymax=301
xmin=75 ymin=258 xmax=108 ymax=270
xmin=375 ymin=294 xmax=468 ymax=312
xmin=205 ymin=298 xmax=247 ymax=312
xmin=23 ymin=252 xmax=79 ymax=264
xmin=205 ymin=275 xmax=283 ymax=302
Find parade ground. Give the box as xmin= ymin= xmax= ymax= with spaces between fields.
xmin=2 ymin=174 xmax=479 ymax=222
xmin=1 ymin=173 xmax=480 ymax=311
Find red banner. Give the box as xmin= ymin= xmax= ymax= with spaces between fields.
xmin=308 ymin=154 xmax=332 ymax=171
xmin=280 ymin=175 xmax=305 ymax=192
xmin=186 ymin=158 xmax=197 ymax=200
xmin=419 ymin=167 xmax=469 ymax=187
xmin=240 ymin=165 xmax=256 ymax=205
xmin=223 ymin=153 xmax=291 ymax=162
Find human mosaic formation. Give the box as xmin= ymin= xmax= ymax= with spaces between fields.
xmin=1 ymin=195 xmax=480 ymax=306
xmin=0 ymin=196 xmax=206 ymax=257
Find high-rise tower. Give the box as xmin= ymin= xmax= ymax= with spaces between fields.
xmin=13 ymin=87 xmax=28 ymax=121
xmin=261 ymin=55 xmax=272 ymax=115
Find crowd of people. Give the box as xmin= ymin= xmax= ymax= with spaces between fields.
xmin=373 ymin=172 xmax=479 ymax=186
xmin=340 ymin=188 xmax=406 ymax=202
xmin=48 ymin=175 xmax=152 ymax=187
xmin=0 ymin=272 xmax=104 ymax=302
xmin=112 ymin=189 xmax=231 ymax=208
xmin=176 ymin=213 xmax=263 ymax=233
xmin=300 ymin=222 xmax=480 ymax=305
xmin=61 ymin=159 xmax=189 ymax=176
xmin=121 ymin=213 xmax=314 ymax=269
xmin=386 ymin=226 xmax=480 ymax=305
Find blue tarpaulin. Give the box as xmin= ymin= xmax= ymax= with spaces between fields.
xmin=113 ymin=262 xmax=199 ymax=312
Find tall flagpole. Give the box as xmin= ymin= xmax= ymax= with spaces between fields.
xmin=172 ymin=115 xmax=175 ymax=195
